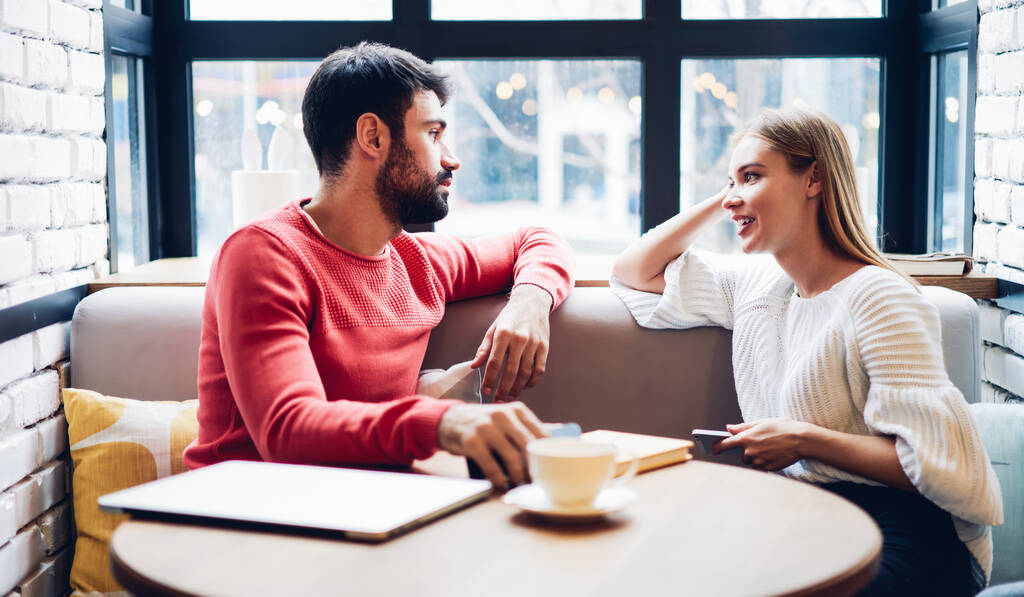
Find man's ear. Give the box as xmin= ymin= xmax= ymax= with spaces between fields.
xmin=353 ymin=113 xmax=389 ymax=161
xmin=806 ymin=161 xmax=822 ymax=199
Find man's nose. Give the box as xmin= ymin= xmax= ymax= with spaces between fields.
xmin=441 ymin=144 xmax=460 ymax=171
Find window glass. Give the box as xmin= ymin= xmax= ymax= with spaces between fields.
xmin=192 ymin=61 xmax=319 ymax=257
xmin=193 ymin=60 xmax=642 ymax=269
xmin=680 ymin=58 xmax=881 ymax=254
xmin=432 ymin=60 xmax=642 ymax=274
xmin=682 ymin=0 xmax=882 ymax=19
xmin=432 ymin=0 xmax=641 ymax=20
xmin=935 ymin=50 xmax=968 ymax=252
xmin=110 ymin=54 xmax=149 ymax=271
xmin=108 ymin=0 xmax=134 ymax=9
xmin=937 ymin=0 xmax=968 ymax=7
xmin=188 ymin=0 xmax=391 ymax=21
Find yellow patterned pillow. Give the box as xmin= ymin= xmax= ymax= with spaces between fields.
xmin=62 ymin=388 xmax=198 ymax=596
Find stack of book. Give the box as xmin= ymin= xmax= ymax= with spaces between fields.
xmin=885 ymin=252 xmax=973 ymax=276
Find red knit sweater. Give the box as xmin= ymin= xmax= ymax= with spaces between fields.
xmin=183 ymin=200 xmax=574 ymax=469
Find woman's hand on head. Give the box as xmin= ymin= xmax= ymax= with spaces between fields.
xmin=714 ymin=418 xmax=814 ymax=471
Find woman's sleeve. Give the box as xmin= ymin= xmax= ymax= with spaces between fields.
xmin=852 ymin=274 xmax=1003 ymax=526
xmin=609 ymin=249 xmax=748 ymax=330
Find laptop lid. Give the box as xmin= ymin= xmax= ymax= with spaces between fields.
xmin=98 ymin=460 xmax=492 ymax=542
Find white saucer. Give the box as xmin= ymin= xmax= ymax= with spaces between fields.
xmin=502 ymin=484 xmax=636 ymax=521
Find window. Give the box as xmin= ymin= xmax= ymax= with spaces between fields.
xmin=920 ymin=0 xmax=977 ymax=254
xmin=933 ymin=51 xmax=969 ymax=252
xmin=109 ymin=55 xmax=150 ymax=269
xmin=681 ymin=0 xmax=882 ymax=19
xmin=188 ymin=0 xmax=391 ymax=20
xmin=681 ymin=58 xmax=881 ymax=253
xmin=432 ymin=0 xmax=641 ymax=20
xmin=192 ymin=61 xmax=318 ymax=256
xmin=139 ymin=1 xmax=964 ymax=265
xmin=104 ymin=1 xmax=155 ymax=271
xmin=432 ymin=60 xmax=641 ymax=270
xmin=192 ymin=59 xmax=643 ymax=267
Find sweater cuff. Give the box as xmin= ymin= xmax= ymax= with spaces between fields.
xmin=407 ymin=397 xmax=462 ymax=458
xmin=513 ymin=271 xmax=570 ymax=310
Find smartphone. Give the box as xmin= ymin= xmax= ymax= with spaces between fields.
xmin=467 ymin=422 xmax=582 ymax=481
xmin=691 ymin=428 xmax=738 ymax=456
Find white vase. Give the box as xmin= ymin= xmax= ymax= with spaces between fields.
xmin=230 ymin=170 xmax=304 ymax=228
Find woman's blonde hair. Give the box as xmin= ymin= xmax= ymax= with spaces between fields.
xmin=734 ymin=106 xmax=915 ymax=286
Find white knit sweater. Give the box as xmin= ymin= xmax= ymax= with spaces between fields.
xmin=611 ymin=250 xmax=1004 ymax=578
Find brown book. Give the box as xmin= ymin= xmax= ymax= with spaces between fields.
xmin=885 ymin=252 xmax=973 ymax=276
xmin=581 ymin=430 xmax=693 ymax=476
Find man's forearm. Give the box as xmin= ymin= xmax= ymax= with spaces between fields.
xmin=509 ymin=283 xmax=553 ymax=312
xmin=508 ymin=226 xmax=574 ymax=309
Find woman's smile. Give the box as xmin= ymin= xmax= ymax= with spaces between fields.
xmin=733 ymin=214 xmax=756 ymax=238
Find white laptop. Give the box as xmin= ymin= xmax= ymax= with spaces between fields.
xmin=98 ymin=460 xmax=492 ymax=541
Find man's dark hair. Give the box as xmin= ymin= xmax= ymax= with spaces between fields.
xmin=301 ymin=42 xmax=452 ymax=177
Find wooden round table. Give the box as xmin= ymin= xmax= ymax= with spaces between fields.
xmin=109 ymin=457 xmax=881 ymax=597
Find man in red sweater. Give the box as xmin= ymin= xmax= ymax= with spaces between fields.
xmin=184 ymin=42 xmax=575 ymax=488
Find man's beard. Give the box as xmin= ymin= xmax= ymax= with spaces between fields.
xmin=375 ymin=138 xmax=451 ymax=226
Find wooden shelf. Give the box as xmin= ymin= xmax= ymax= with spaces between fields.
xmin=89 ymin=257 xmax=211 ymax=293
xmin=913 ymin=273 xmax=998 ymax=299
xmin=89 ymin=257 xmax=1000 ymax=299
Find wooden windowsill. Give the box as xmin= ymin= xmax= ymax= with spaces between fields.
xmin=911 ymin=273 xmax=997 ymax=298
xmin=89 ymin=257 xmax=1000 ymax=299
xmin=89 ymin=257 xmax=212 ymax=293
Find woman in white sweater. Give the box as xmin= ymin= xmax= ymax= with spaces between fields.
xmin=611 ymin=107 xmax=1002 ymax=596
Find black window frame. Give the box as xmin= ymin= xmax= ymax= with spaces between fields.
xmin=917 ymin=0 xmax=978 ymax=254
xmin=140 ymin=0 xmax=960 ymax=258
xmin=103 ymin=0 xmax=161 ymax=271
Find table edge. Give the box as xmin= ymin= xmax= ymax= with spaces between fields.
xmin=110 ymin=533 xmax=201 ymax=597
xmin=781 ymin=541 xmax=881 ymax=597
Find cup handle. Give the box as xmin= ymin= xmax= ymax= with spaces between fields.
xmin=611 ymin=449 xmax=639 ymax=487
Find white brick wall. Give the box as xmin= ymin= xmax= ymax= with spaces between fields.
xmin=48 ymin=0 xmax=89 ymax=51
xmin=974 ymin=221 xmax=1000 ymax=260
xmin=974 ymin=96 xmax=1018 ymax=137
xmin=29 ymin=136 xmax=72 ymax=181
xmin=0 ymin=135 xmax=32 ymax=179
xmin=0 ymin=235 xmax=31 ymax=284
xmin=0 ymin=336 xmax=32 ymax=390
xmin=977 ymin=0 xmax=1024 ymax=404
xmin=976 ymin=137 xmax=993 ymax=177
xmin=22 ymin=40 xmax=67 ymax=89
xmin=30 ymin=229 xmax=78 ymax=272
xmin=994 ymin=51 xmax=1024 ymax=94
xmin=67 ymin=49 xmax=102 ymax=94
xmin=0 ymin=525 xmax=45 ymax=596
xmin=0 ymin=2 xmax=106 ymax=595
xmin=0 ymin=0 xmax=48 ymax=39
xmin=16 ymin=547 xmax=72 ymax=597
xmin=0 ymin=32 xmax=24 ymax=81
xmin=7 ymin=185 xmax=54 ymax=233
xmin=46 ymin=92 xmax=90 ymax=134
xmin=1012 ymin=185 xmax=1024 ymax=225
xmin=0 ymin=83 xmax=45 ymax=131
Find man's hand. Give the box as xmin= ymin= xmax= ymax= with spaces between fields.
xmin=437 ymin=402 xmax=548 ymax=488
xmin=714 ymin=419 xmax=814 ymax=471
xmin=471 ymin=284 xmax=553 ymax=402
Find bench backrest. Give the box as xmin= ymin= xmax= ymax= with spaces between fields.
xmin=71 ymin=284 xmax=981 ymax=436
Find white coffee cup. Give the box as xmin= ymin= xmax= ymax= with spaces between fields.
xmin=526 ymin=438 xmax=638 ymax=508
